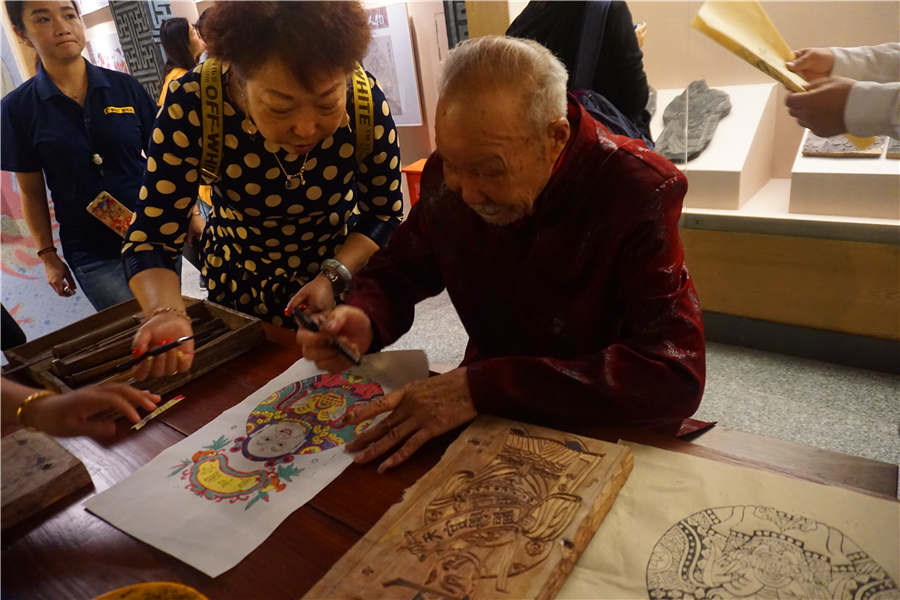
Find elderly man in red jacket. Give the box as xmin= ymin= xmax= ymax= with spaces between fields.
xmin=296 ymin=35 xmax=705 ymax=473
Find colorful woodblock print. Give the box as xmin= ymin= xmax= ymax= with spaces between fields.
xmin=169 ymin=373 xmax=382 ymax=509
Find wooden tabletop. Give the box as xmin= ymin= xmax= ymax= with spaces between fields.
xmin=3 ymin=324 xmax=897 ymax=599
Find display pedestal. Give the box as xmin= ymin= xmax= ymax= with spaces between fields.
xmin=790 ymin=131 xmax=900 ymax=220
xmin=651 ymin=83 xmax=777 ymax=210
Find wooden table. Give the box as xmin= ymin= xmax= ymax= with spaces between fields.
xmin=3 ymin=325 xmax=897 ymax=599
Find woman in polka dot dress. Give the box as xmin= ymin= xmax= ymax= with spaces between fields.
xmin=124 ymin=2 xmax=403 ymax=380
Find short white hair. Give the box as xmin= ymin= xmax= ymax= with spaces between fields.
xmin=439 ymin=35 xmax=568 ymax=133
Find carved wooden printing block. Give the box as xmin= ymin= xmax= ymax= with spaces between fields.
xmin=1 ymin=429 xmax=91 ymax=529
xmin=305 ymin=416 xmax=633 ymax=600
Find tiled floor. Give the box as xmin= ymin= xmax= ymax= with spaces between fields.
xmin=388 ymin=291 xmax=900 ymax=470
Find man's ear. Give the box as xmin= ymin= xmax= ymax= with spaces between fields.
xmin=547 ymin=117 xmax=570 ymax=157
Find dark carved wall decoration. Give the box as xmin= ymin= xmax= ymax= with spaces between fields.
xmin=442 ymin=1 xmax=468 ymax=49
xmin=108 ymin=0 xmax=171 ymax=99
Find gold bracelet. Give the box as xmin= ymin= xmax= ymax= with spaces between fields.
xmin=16 ymin=389 xmax=55 ymax=427
xmin=145 ymin=306 xmax=190 ymax=322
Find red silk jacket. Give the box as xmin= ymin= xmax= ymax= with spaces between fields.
xmin=346 ymin=99 xmax=705 ymax=434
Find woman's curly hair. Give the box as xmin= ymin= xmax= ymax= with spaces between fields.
xmin=203 ymin=1 xmax=370 ymax=86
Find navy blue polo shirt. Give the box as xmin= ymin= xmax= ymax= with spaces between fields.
xmin=1 ymin=59 xmax=156 ymax=259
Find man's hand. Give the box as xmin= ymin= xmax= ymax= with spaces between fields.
xmin=785 ymin=77 xmax=854 ymax=137
xmin=340 ymin=368 xmax=477 ymax=473
xmin=295 ymin=304 xmax=373 ymax=372
xmin=22 ymin=383 xmax=160 ymax=440
xmin=42 ymin=252 xmax=77 ymax=297
xmin=787 ymin=47 xmax=835 ymax=82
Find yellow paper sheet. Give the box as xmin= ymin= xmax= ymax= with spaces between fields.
xmin=692 ymin=0 xmax=808 ymax=92
xmin=558 ymin=441 xmax=899 ymax=599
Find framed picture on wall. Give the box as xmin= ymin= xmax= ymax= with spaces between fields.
xmin=91 ymin=31 xmax=128 ymax=73
xmin=76 ymin=0 xmax=109 ymax=15
xmin=363 ymin=3 xmax=422 ymax=127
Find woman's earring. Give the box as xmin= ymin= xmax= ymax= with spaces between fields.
xmin=341 ymin=111 xmax=351 ymax=131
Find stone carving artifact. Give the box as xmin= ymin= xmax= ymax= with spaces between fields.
xmin=656 ymin=80 xmax=732 ymax=163
xmin=802 ymin=132 xmax=886 ymax=158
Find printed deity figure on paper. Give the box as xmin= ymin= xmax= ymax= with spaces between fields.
xmin=647 ymin=505 xmax=899 ymax=600
xmin=169 ymin=373 xmax=381 ymax=509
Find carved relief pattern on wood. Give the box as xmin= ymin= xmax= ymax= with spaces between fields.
xmin=387 ymin=428 xmax=606 ymax=599
xmin=647 ymin=505 xmax=899 ymax=599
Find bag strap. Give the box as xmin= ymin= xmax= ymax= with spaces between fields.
xmin=350 ymin=62 xmax=374 ymax=165
xmin=199 ymin=59 xmax=224 ymax=184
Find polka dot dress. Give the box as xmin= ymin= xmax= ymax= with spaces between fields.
xmin=123 ymin=66 xmax=403 ymax=326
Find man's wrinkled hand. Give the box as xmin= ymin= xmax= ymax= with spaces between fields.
xmin=339 ymin=368 xmax=477 ymax=473
xmin=295 ymin=304 xmax=372 ymax=372
xmin=785 ymin=77 xmax=854 ymax=137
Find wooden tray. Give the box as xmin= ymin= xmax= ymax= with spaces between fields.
xmin=303 ymin=416 xmax=633 ymax=600
xmin=3 ymin=297 xmax=265 ymax=396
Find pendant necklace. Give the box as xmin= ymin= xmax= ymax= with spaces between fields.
xmin=272 ymin=152 xmax=310 ymax=189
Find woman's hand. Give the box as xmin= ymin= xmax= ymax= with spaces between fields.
xmin=22 ymin=383 xmax=160 ymax=440
xmin=634 ymin=22 xmax=648 ymax=49
xmin=285 ymin=273 xmax=336 ymax=315
xmin=295 ymin=305 xmax=373 ymax=372
xmin=42 ymin=253 xmax=77 ymax=297
xmin=187 ymin=212 xmax=206 ymax=246
xmin=131 ymin=311 xmax=194 ymax=380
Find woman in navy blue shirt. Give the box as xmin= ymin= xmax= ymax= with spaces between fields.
xmin=1 ymin=0 xmax=155 ymax=310
xmin=125 ymin=2 xmax=403 ymax=381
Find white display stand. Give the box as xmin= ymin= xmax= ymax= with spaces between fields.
xmin=790 ymin=131 xmax=900 ymax=220
xmin=650 ymin=83 xmax=777 ymax=210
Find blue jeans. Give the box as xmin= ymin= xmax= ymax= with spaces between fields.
xmin=67 ymin=251 xmax=183 ymax=311
xmin=66 ymin=250 xmax=134 ymax=311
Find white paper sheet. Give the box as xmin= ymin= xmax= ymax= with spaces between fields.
xmin=558 ymin=441 xmax=899 ymax=599
xmin=85 ymin=350 xmax=429 ymax=577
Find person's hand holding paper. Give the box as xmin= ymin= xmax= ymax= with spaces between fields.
xmin=784 ymin=77 xmax=855 ymax=137
xmin=786 ymin=48 xmax=836 ymax=82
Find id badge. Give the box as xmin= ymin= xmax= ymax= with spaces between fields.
xmin=86 ymin=191 xmax=134 ymax=238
